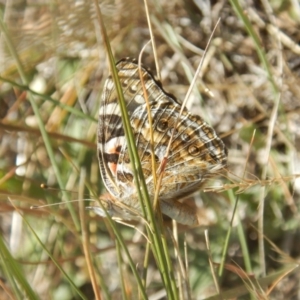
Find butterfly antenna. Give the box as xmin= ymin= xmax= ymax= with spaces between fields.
xmin=40 ymin=182 xmax=94 ymax=197
xmin=31 ymin=199 xmax=95 ymax=210
xmin=40 ymin=183 xmax=77 ymax=193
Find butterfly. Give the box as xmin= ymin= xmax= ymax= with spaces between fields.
xmin=91 ymin=58 xmax=227 ymax=226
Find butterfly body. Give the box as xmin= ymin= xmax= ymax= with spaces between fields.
xmin=95 ymin=58 xmax=227 ymax=225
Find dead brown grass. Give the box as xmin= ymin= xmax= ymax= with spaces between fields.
xmin=1 ymin=0 xmax=300 ymax=299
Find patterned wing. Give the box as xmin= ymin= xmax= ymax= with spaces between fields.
xmin=98 ymin=58 xmax=227 ymax=210
xmin=98 ymin=58 xmax=163 ymax=199
xmin=131 ymin=100 xmax=227 ymax=201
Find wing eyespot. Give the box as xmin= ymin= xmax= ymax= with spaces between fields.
xmin=188 ymin=144 xmax=201 ymax=157
xmin=157 ymin=119 xmax=169 ymax=132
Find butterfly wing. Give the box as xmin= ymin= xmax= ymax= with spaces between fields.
xmin=98 ymin=58 xmax=227 ymax=212
xmin=129 ymin=93 xmax=227 ymax=201
xmin=98 ymin=58 xmax=160 ymax=199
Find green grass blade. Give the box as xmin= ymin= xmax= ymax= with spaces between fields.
xmin=93 ymin=2 xmax=178 ymax=299
xmin=22 ymin=215 xmax=88 ymax=300
xmin=0 ymin=13 xmax=80 ymax=232
xmin=0 ymin=233 xmax=39 ymax=300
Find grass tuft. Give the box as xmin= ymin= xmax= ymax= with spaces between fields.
xmin=1 ymin=1 xmax=300 ymax=299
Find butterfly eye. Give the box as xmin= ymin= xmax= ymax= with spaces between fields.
xmin=188 ymin=144 xmax=201 ymax=157
xmin=157 ymin=119 xmax=169 ymax=132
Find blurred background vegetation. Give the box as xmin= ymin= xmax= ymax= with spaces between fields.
xmin=1 ymin=0 xmax=300 ymax=299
